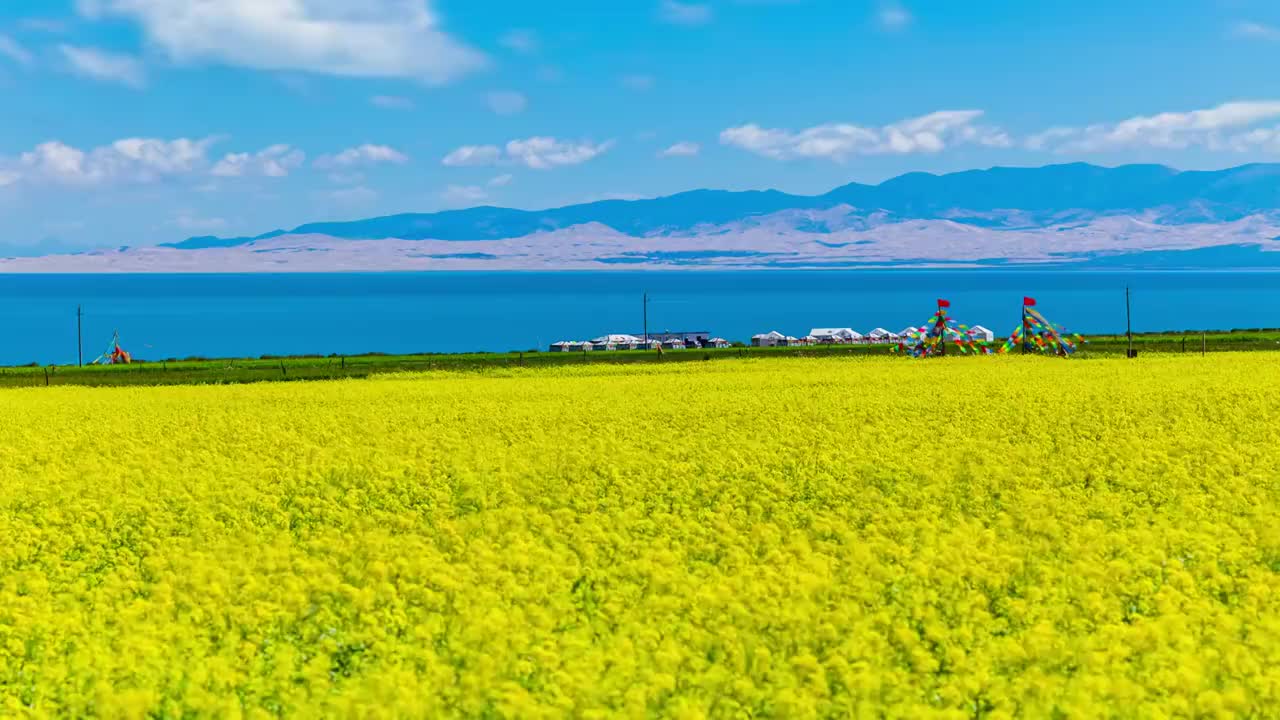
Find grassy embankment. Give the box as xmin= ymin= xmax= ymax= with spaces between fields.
xmin=2 ymin=329 xmax=1278 ymax=388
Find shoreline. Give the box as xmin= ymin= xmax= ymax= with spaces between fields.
xmin=3 ymin=328 xmax=1278 ymax=389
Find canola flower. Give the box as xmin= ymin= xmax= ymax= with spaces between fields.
xmin=2 ymin=355 xmax=1280 ymax=718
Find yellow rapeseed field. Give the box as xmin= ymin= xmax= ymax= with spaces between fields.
xmin=2 ymin=355 xmax=1280 ymax=718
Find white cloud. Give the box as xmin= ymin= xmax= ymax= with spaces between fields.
xmin=1234 ymin=21 xmax=1280 ymax=41
xmin=499 ymin=28 xmax=539 ymax=54
xmin=441 ymin=184 xmax=488 ymax=206
xmin=442 ymin=137 xmax=614 ymax=169
xmin=0 ymin=34 xmax=34 ymax=66
xmin=487 ymin=173 xmax=513 ymax=187
xmin=59 ymin=44 xmax=146 ymax=87
xmin=7 ymin=137 xmax=216 ymax=186
xmin=441 ymin=145 xmax=502 ymax=167
xmin=721 ymin=110 xmax=1007 ymax=161
xmin=371 ymin=94 xmax=414 ymax=109
xmin=486 ymin=90 xmax=528 ymax=115
xmin=658 ymin=0 xmax=712 ymax=26
xmin=211 ymin=144 xmax=305 ymax=177
xmin=505 ymin=137 xmax=614 ymax=169
xmin=660 ymin=141 xmax=701 ymax=157
xmin=314 ymin=144 xmax=408 ymax=169
xmin=878 ymin=2 xmax=912 ymax=30
xmin=77 ymin=0 xmax=485 ymax=84
xmin=1026 ymin=101 xmax=1280 ymax=153
xmin=620 ymin=74 xmax=655 ymax=91
xmin=0 ymin=170 xmax=21 ymax=188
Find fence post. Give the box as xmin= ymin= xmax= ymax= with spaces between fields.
xmin=1202 ymin=332 xmax=1206 ymax=356
xmin=341 ymin=356 xmax=346 ymax=370
xmin=44 ymin=367 xmax=49 ymax=386
xmin=280 ymin=360 xmax=287 ymax=376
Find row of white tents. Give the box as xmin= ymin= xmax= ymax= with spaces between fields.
xmin=751 ymin=326 xmax=996 ymax=347
xmin=550 ymin=334 xmax=733 ymax=352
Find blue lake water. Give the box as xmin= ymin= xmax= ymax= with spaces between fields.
xmin=2 ymin=271 xmax=1278 ymax=365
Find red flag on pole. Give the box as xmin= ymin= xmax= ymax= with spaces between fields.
xmin=1023 ymin=296 xmax=1037 ymax=306
xmin=937 ymin=298 xmax=951 ymax=308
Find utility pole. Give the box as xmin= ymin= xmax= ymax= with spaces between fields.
xmin=642 ymin=292 xmax=649 ymax=348
xmin=1125 ymin=285 xmax=1134 ymax=358
xmin=76 ymin=305 xmax=83 ymax=367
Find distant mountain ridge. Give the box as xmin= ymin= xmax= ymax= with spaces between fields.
xmin=165 ymin=162 xmax=1280 ymax=249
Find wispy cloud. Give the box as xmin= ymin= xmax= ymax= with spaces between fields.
xmin=443 ymin=137 xmax=614 ymax=169
xmin=1234 ymin=21 xmax=1280 ymax=41
xmin=441 ymin=145 xmax=503 ymax=167
xmin=58 ymin=45 xmax=146 ymax=88
xmin=620 ymin=74 xmax=656 ymax=91
xmin=173 ymin=212 xmax=228 ymax=232
xmin=314 ymin=144 xmax=408 ymax=169
xmin=499 ymin=28 xmax=539 ymax=54
xmin=370 ymin=95 xmax=414 ymax=110
xmin=658 ymin=0 xmax=713 ymax=26
xmin=211 ymin=145 xmax=306 ymax=177
xmin=330 ymin=186 xmax=378 ymax=205
xmin=536 ymin=65 xmax=565 ymax=83
xmin=486 ymin=90 xmax=528 ymax=115
xmin=1025 ymin=101 xmax=1280 ymax=153
xmin=660 ymin=141 xmax=701 ymax=157
xmin=441 ymin=184 xmax=489 ymax=207
xmin=77 ymin=0 xmax=486 ymax=84
xmin=487 ymin=173 xmax=513 ymax=187
xmin=0 ymin=34 xmax=34 ymax=66
xmin=878 ymin=2 xmax=912 ymax=30
xmin=721 ymin=110 xmax=1009 ymax=161
xmin=19 ymin=18 xmax=69 ymax=33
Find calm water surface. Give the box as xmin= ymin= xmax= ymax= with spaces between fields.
xmin=1 ymin=271 xmax=1277 ymax=365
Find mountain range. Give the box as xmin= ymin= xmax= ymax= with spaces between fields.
xmin=6 ymin=162 xmax=1280 ymax=272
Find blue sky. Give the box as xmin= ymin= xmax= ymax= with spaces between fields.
xmin=2 ymin=0 xmax=1280 ymax=252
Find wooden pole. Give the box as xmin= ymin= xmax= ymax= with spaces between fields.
xmin=1202 ymin=331 xmax=1206 ymax=356
xmin=76 ymin=305 xmax=83 ymax=367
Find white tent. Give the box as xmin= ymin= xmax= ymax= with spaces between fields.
xmin=592 ymin=333 xmax=643 ymax=345
xmin=810 ymin=328 xmax=862 ymax=344
xmin=969 ymin=325 xmax=995 ymax=342
xmin=751 ymin=331 xmax=787 ymax=347
xmin=867 ymin=328 xmax=899 ymax=343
